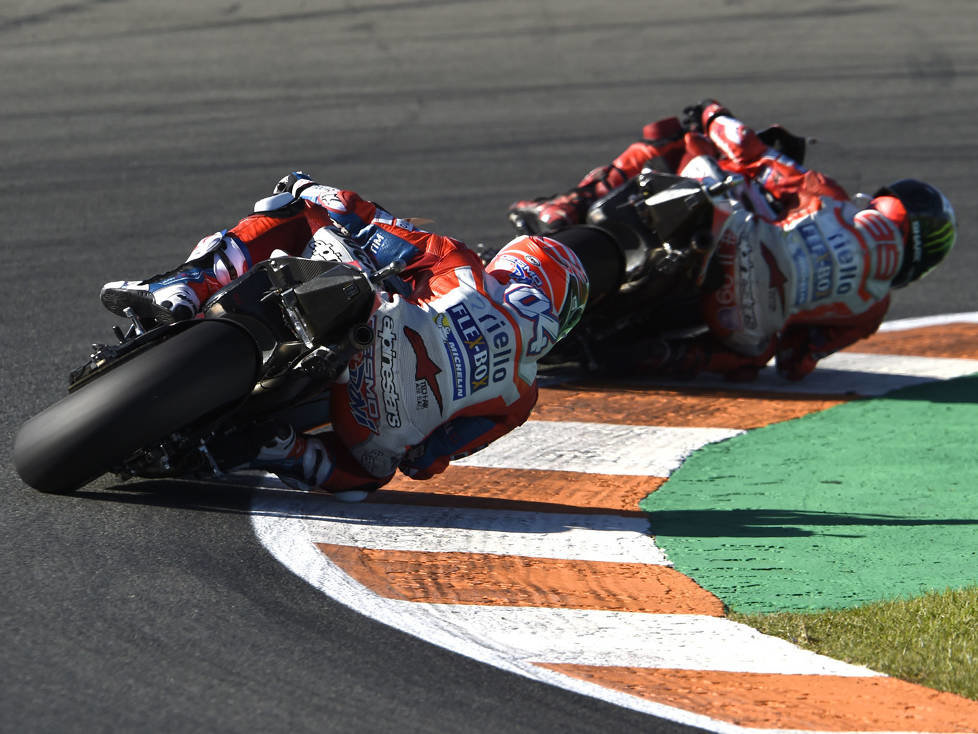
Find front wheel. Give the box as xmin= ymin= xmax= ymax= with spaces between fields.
xmin=13 ymin=319 xmax=261 ymax=494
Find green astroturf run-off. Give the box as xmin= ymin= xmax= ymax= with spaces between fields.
xmin=641 ymin=374 xmax=978 ymax=613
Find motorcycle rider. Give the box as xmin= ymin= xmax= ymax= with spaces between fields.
xmin=101 ymin=173 xmax=589 ymax=501
xmin=508 ymin=100 xmax=957 ymax=381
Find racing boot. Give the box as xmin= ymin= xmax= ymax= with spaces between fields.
xmin=507 ymin=189 xmax=588 ymax=235
xmin=216 ymin=422 xmax=369 ymax=503
xmin=100 ymin=269 xmax=202 ymax=325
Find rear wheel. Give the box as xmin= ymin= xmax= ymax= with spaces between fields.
xmin=14 ymin=319 xmax=261 ymax=494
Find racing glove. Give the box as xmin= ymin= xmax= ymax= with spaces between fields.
xmin=681 ymin=100 xmax=732 ymax=134
xmin=273 ymin=171 xmax=317 ymax=197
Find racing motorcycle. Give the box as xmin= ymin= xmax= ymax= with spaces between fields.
xmin=13 ymin=230 xmax=404 ymax=495
xmin=509 ymin=125 xmax=807 ymax=373
xmin=510 ymin=167 xmax=726 ymax=373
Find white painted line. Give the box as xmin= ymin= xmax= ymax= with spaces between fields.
xmin=641 ymin=352 xmax=978 ymax=396
xmin=453 ymin=422 xmax=743 ymax=475
xmin=789 ymin=352 xmax=978 ymax=396
xmin=819 ymin=350 xmax=978 ymax=378
xmin=401 ymin=605 xmax=881 ymax=677
xmin=878 ymin=311 xmax=978 ymax=332
xmin=297 ymin=499 xmax=671 ymax=564
xmin=252 ymin=496 xmax=775 ymax=734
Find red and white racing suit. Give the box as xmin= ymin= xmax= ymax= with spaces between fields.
xmin=177 ymin=187 xmax=550 ymax=492
xmin=577 ymin=106 xmax=909 ymax=381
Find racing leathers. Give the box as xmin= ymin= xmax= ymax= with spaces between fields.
xmin=510 ymin=102 xmax=910 ymax=381
xmin=679 ymin=105 xmax=907 ymax=381
xmin=103 ymin=181 xmax=586 ymax=497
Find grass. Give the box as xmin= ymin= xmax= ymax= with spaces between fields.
xmin=729 ymin=587 xmax=978 ymax=701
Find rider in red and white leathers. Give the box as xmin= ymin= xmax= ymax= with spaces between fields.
xmin=101 ymin=175 xmax=589 ymax=500
xmin=508 ymin=101 xmax=957 ymax=381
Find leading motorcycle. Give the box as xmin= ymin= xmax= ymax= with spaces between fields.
xmin=13 ymin=229 xmax=403 ymax=494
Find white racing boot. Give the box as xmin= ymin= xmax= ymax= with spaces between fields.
xmin=100 ymin=275 xmax=200 ymax=324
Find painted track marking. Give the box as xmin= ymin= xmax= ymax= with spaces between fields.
xmin=303 ymin=503 xmax=671 ymax=563
xmin=452 ymin=422 xmax=743 ymax=475
xmin=252 ymin=315 xmax=978 ymax=733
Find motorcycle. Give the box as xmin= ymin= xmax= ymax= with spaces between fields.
xmin=13 ymin=229 xmax=404 ymax=494
xmin=507 ymin=125 xmax=807 ymax=373
xmin=508 ymin=167 xmax=725 ymax=373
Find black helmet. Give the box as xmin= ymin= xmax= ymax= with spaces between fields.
xmin=876 ymin=179 xmax=956 ymax=288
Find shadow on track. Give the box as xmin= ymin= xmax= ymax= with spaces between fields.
xmin=649 ymin=507 xmax=978 ymax=539
xmin=75 ymin=478 xmax=650 ymax=532
xmin=73 ymin=479 xmax=265 ymax=516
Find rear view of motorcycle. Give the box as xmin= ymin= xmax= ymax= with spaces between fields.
xmin=13 ymin=250 xmax=399 ymax=494
xmin=512 ymin=166 xmax=735 ymax=373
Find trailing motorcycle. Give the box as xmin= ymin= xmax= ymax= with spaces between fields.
xmin=506 ymin=125 xmax=809 ymax=374
xmin=510 ymin=168 xmax=725 ymax=373
xmin=13 ymin=232 xmax=403 ymax=494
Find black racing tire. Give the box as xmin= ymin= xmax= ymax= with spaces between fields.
xmin=13 ymin=319 xmax=261 ymax=494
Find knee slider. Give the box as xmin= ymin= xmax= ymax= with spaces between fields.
xmin=185 ymin=231 xmax=249 ymax=286
xmin=211 ymin=237 xmax=249 ymax=286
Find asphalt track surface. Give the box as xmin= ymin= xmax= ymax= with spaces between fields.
xmin=2 ymin=2 xmax=976 ymax=732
